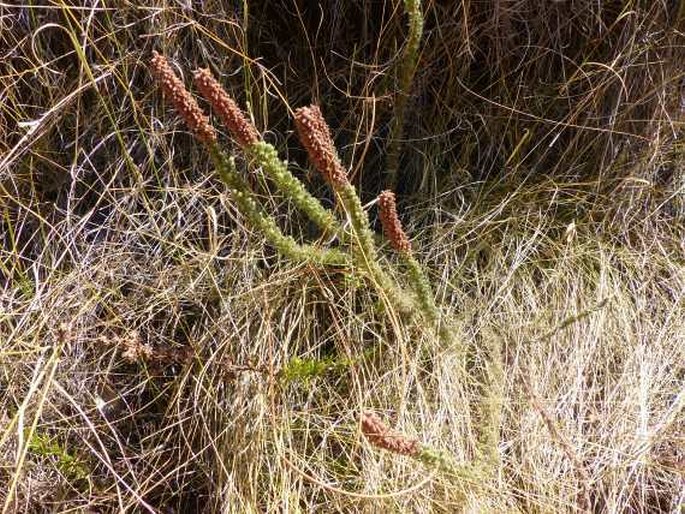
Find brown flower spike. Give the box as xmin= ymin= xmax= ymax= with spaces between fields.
xmin=294 ymin=105 xmax=348 ymax=187
xmin=193 ymin=68 xmax=260 ymax=148
xmin=378 ymin=190 xmax=411 ymax=254
xmin=150 ymin=51 xmax=216 ymax=145
xmin=361 ymin=411 xmax=420 ymax=457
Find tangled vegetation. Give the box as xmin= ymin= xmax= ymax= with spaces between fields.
xmin=1 ymin=1 xmax=683 ymax=512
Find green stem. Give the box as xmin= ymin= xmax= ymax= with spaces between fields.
xmin=247 ymin=141 xmax=344 ymax=241
xmin=336 ymin=183 xmax=377 ymax=263
xmin=386 ymin=0 xmax=424 ymax=188
xmin=335 ymin=183 xmax=413 ymax=313
xmin=403 ymin=253 xmax=457 ymax=347
xmin=208 ymin=146 xmax=348 ymax=266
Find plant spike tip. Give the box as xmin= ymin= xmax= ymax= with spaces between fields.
xmin=294 ymin=105 xmax=349 ymax=188
xmin=193 ymin=68 xmax=260 ymax=148
xmin=378 ymin=190 xmax=411 ymax=254
xmin=150 ymin=51 xmax=216 ymax=145
xmin=361 ymin=411 xmax=420 ymax=457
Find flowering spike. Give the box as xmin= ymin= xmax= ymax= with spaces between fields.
xmin=150 ymin=51 xmax=216 ymax=145
xmin=360 ymin=411 xmax=420 ymax=457
xmin=378 ymin=190 xmax=411 ymax=254
xmin=193 ymin=68 xmax=260 ymax=148
xmin=294 ymin=105 xmax=349 ymax=187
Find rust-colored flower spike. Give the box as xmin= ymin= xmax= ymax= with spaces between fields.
xmin=293 ymin=105 xmax=348 ymax=187
xmin=361 ymin=411 xmax=420 ymax=456
xmin=150 ymin=51 xmax=216 ymax=145
xmin=378 ymin=190 xmax=411 ymax=254
xmin=193 ymin=68 xmax=260 ymax=148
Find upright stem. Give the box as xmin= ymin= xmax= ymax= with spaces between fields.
xmin=386 ymin=0 xmax=424 ymax=188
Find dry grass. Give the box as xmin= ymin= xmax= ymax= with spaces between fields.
xmin=1 ymin=1 xmax=684 ymax=512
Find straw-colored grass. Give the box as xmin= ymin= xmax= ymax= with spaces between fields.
xmin=1 ymin=2 xmax=683 ymax=512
